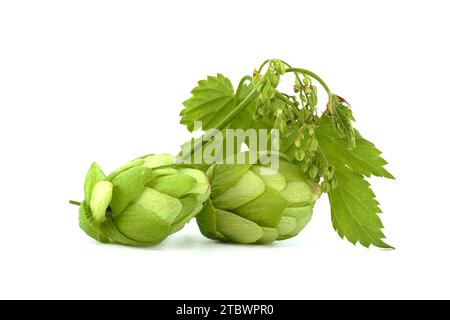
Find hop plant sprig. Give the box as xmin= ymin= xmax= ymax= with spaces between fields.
xmin=72 ymin=59 xmax=394 ymax=249
xmin=180 ymin=59 xmax=395 ymax=248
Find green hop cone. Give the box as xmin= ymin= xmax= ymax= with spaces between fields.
xmin=196 ymin=158 xmax=321 ymax=244
xmin=78 ymin=154 xmax=211 ymax=246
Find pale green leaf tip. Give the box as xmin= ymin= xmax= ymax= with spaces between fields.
xmin=385 ymin=171 xmax=396 ymax=180
xmin=373 ymin=242 xmax=395 ymax=250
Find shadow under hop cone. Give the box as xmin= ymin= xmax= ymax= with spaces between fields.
xmin=196 ymin=159 xmax=322 ymax=244
xmin=79 ymin=154 xmax=211 ymax=246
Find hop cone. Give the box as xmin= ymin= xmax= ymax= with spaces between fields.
xmin=79 ymin=154 xmax=210 ymax=246
xmin=196 ymin=159 xmax=321 ymax=244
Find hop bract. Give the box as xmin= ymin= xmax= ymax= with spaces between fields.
xmin=196 ymin=158 xmax=321 ymax=244
xmin=79 ymin=154 xmax=211 ymax=246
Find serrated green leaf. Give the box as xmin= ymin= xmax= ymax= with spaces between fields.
xmin=328 ymin=167 xmax=393 ymax=249
xmin=180 ymin=77 xmax=276 ymax=167
xmin=181 ymin=75 xmax=272 ymax=132
xmin=180 ymin=74 xmax=236 ymax=132
xmin=231 ymin=82 xmax=273 ymax=131
xmin=317 ymin=116 xmax=394 ymax=179
xmin=316 ymin=116 xmax=394 ymax=248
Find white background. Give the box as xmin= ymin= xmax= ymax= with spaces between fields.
xmin=0 ymin=0 xmax=449 ymax=300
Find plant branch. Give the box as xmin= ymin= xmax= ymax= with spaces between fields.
xmin=235 ymin=75 xmax=252 ymax=98
xmin=285 ymin=68 xmax=332 ymax=94
xmin=69 ymin=200 xmax=81 ymax=206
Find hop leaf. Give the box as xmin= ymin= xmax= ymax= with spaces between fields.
xmin=180 ymin=74 xmax=272 ymax=133
xmin=328 ymin=167 xmax=392 ymax=249
xmin=316 ymin=116 xmax=394 ymax=179
xmin=180 ymin=74 xmax=236 ymax=132
xmin=316 ymin=116 xmax=394 ymax=248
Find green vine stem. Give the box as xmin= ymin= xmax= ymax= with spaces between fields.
xmin=235 ymin=75 xmax=253 ymax=98
xmin=284 ymin=68 xmax=332 ymax=95
xmin=257 ymin=59 xmax=271 ymax=73
xmin=69 ymin=200 xmax=81 ymax=206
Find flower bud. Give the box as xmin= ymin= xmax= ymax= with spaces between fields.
xmin=320 ymin=181 xmax=331 ymax=193
xmin=295 ymin=149 xmax=306 ymax=161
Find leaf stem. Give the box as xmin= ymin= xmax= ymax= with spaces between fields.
xmin=235 ymin=75 xmax=252 ymax=98
xmin=69 ymin=200 xmax=81 ymax=206
xmin=257 ymin=59 xmax=271 ymax=73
